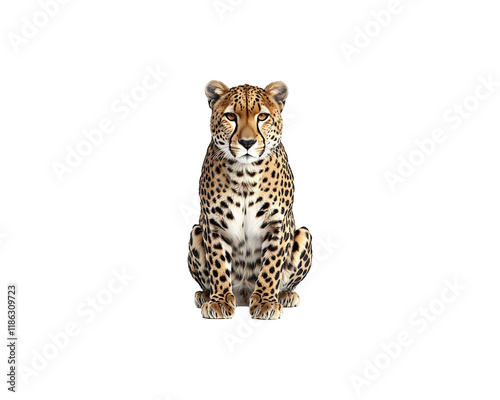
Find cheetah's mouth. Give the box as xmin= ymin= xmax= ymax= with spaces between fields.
xmin=240 ymin=153 xmax=257 ymax=162
xmin=236 ymin=153 xmax=256 ymax=164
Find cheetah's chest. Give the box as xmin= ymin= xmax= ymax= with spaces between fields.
xmin=225 ymin=192 xmax=266 ymax=261
xmin=224 ymin=191 xmax=268 ymax=305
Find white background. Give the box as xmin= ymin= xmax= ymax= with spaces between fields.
xmin=1 ymin=0 xmax=499 ymax=399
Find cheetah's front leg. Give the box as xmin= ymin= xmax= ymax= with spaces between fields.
xmin=249 ymin=230 xmax=287 ymax=320
xmin=201 ymin=227 xmax=236 ymax=319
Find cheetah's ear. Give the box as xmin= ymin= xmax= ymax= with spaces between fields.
xmin=265 ymin=81 xmax=288 ymax=111
xmin=205 ymin=80 xmax=229 ymax=109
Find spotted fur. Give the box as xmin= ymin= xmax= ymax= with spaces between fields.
xmin=188 ymin=81 xmax=312 ymax=319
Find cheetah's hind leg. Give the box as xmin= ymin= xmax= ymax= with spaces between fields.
xmin=279 ymin=227 xmax=312 ymax=308
xmin=188 ymin=224 xmax=210 ymax=308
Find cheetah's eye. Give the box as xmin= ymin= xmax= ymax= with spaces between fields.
xmin=225 ymin=113 xmax=237 ymax=121
xmin=258 ymin=113 xmax=269 ymax=121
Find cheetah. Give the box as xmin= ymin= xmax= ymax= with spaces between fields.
xmin=188 ymin=81 xmax=312 ymax=319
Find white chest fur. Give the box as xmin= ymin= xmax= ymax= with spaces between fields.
xmin=226 ymin=194 xmax=265 ymax=252
xmin=224 ymin=164 xmax=268 ymax=263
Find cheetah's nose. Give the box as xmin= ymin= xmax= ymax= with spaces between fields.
xmin=239 ymin=139 xmax=256 ymax=150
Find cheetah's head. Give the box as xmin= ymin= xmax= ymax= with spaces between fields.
xmin=205 ymin=81 xmax=288 ymax=164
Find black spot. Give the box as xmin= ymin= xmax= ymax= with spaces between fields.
xmin=258 ymin=203 xmax=270 ymax=213
xmin=209 ymin=218 xmax=222 ymax=229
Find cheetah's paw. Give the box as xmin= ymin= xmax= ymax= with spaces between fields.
xmin=279 ymin=291 xmax=300 ymax=307
xmin=194 ymin=291 xmax=210 ymax=308
xmin=250 ymin=301 xmax=283 ymax=320
xmin=201 ymin=295 xmax=235 ymax=319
